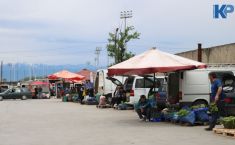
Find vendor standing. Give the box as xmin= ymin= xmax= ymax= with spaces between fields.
xmin=85 ymin=80 xmax=94 ymax=97
xmin=34 ymin=87 xmax=38 ymax=99
xmin=205 ymin=72 xmax=225 ymax=131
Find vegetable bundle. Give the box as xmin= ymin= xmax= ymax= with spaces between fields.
xmin=191 ymin=104 xmax=207 ymax=110
xmin=209 ymin=103 xmax=219 ymax=113
xmin=177 ymin=109 xmax=190 ymax=117
xmin=221 ymin=116 xmax=235 ymax=129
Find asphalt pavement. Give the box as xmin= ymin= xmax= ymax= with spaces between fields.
xmin=0 ymin=99 xmax=234 ymax=145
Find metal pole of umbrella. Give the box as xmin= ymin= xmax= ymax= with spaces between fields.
xmin=154 ymin=73 xmax=156 ymax=94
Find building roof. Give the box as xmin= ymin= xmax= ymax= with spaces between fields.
xmin=76 ymin=69 xmax=95 ymax=81
xmin=176 ymin=43 xmax=235 ymax=54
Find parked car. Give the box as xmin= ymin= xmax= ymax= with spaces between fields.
xmin=108 ymin=75 xmax=166 ymax=105
xmin=0 ymin=87 xmax=32 ymax=101
xmin=167 ymin=67 xmax=235 ymax=115
xmin=0 ymin=84 xmax=11 ymax=93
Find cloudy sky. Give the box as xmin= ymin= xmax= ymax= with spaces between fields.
xmin=0 ymin=0 xmax=234 ymax=65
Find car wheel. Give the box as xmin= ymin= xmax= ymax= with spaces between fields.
xmin=0 ymin=96 xmax=3 ymax=101
xmin=21 ymin=95 xmax=27 ymax=100
xmin=193 ymin=100 xmax=208 ymax=106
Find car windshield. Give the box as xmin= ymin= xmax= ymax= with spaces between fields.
xmin=2 ymin=89 xmax=12 ymax=94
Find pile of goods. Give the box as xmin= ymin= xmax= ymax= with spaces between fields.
xmin=162 ymin=108 xmax=178 ymax=122
xmin=176 ymin=108 xmax=195 ymax=125
xmin=162 ymin=104 xmax=209 ymax=125
xmin=221 ymin=116 xmax=235 ymax=129
xmin=177 ymin=109 xmax=190 ymax=117
xmin=150 ymin=111 xmax=163 ymax=122
xmin=191 ymin=104 xmax=209 ymax=123
xmin=85 ymin=96 xmax=98 ymax=105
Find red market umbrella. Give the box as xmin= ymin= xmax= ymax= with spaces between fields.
xmin=48 ymin=70 xmax=85 ymax=81
xmin=108 ymin=48 xmax=207 ymax=76
xmin=30 ymin=81 xmax=49 ymax=86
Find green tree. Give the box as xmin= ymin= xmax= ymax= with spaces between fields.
xmin=107 ymin=26 xmax=140 ymax=64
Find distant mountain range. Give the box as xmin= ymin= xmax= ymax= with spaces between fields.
xmin=1 ymin=63 xmax=101 ymax=82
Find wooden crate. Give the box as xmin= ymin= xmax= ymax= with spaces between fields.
xmin=213 ymin=128 xmax=235 ymax=138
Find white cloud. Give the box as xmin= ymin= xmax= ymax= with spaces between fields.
xmin=0 ymin=0 xmax=234 ymax=65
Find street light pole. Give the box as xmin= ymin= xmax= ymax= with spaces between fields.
xmin=120 ymin=11 xmax=133 ymax=31
xmin=120 ymin=11 xmax=133 ymax=62
xmin=95 ymin=47 xmax=102 ymax=67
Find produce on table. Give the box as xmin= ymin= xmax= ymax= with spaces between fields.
xmin=177 ymin=109 xmax=190 ymax=117
xmin=191 ymin=104 xmax=207 ymax=110
xmin=221 ymin=116 xmax=235 ymax=129
xmin=209 ymin=103 xmax=219 ymax=113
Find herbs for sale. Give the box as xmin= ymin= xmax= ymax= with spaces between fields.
xmin=209 ymin=103 xmax=219 ymax=113
xmin=191 ymin=104 xmax=207 ymax=110
xmin=221 ymin=116 xmax=235 ymax=129
xmin=177 ymin=109 xmax=190 ymax=117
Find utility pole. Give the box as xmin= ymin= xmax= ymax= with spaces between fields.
xmin=13 ymin=64 xmax=15 ymax=82
xmin=30 ymin=64 xmax=33 ymax=81
xmin=114 ymin=28 xmax=119 ymax=63
xmin=23 ymin=69 xmax=26 ymax=81
xmin=34 ymin=65 xmax=36 ymax=80
xmin=8 ymin=63 xmax=12 ymax=84
xmin=95 ymin=47 xmax=102 ymax=67
xmin=16 ymin=63 xmax=19 ymax=81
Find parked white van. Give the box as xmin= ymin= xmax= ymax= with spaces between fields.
xmin=167 ymin=67 xmax=235 ymax=115
xmin=94 ymin=69 xmax=126 ymax=99
xmin=109 ymin=75 xmax=166 ymax=105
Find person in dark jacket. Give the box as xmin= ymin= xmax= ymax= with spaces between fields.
xmin=34 ymin=87 xmax=38 ymax=99
xmin=205 ymin=72 xmax=225 ymax=131
xmin=136 ymin=95 xmax=151 ymax=121
xmin=112 ymin=86 xmax=126 ymax=107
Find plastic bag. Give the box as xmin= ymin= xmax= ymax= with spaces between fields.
xmin=118 ymin=103 xmax=127 ymax=110
xmin=194 ymin=108 xmax=209 ymax=122
xmin=171 ymin=112 xmax=180 ymax=122
xmin=164 ymin=112 xmax=175 ymax=121
xmin=180 ymin=111 xmax=196 ymax=125
xmin=85 ymin=97 xmax=98 ymax=105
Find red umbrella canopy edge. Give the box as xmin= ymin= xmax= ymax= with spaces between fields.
xmin=108 ymin=48 xmax=207 ymax=76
